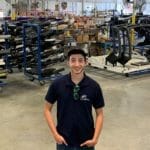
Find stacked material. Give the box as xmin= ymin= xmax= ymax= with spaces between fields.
xmin=0 ymin=35 xmax=9 ymax=87
xmin=0 ymin=58 xmax=7 ymax=87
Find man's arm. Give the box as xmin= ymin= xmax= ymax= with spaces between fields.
xmin=93 ymin=108 xmax=104 ymax=144
xmin=44 ymin=101 xmax=67 ymax=145
xmin=80 ymin=108 xmax=104 ymax=147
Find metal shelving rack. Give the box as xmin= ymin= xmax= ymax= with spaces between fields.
xmin=3 ymin=20 xmax=28 ymax=73
xmin=0 ymin=35 xmax=10 ymax=88
xmin=23 ymin=21 xmax=65 ymax=85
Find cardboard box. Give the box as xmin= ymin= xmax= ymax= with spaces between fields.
xmin=76 ymin=35 xmax=83 ymax=43
xmin=82 ymin=34 xmax=89 ymax=42
xmin=76 ymin=34 xmax=89 ymax=43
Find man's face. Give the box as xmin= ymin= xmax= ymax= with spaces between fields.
xmin=68 ymin=54 xmax=87 ymax=75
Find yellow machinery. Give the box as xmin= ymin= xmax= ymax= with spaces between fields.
xmin=131 ymin=0 xmax=136 ymax=49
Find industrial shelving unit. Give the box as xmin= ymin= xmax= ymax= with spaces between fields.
xmin=23 ymin=20 xmax=65 ymax=85
xmin=2 ymin=20 xmax=29 ymax=73
xmin=0 ymin=35 xmax=10 ymax=88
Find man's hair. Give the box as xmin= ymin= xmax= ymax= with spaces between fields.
xmin=67 ymin=49 xmax=87 ymax=60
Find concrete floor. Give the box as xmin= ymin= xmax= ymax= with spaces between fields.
xmin=0 ymin=66 xmax=150 ymax=150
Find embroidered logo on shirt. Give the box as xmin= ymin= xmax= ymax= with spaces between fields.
xmin=80 ymin=94 xmax=90 ymax=101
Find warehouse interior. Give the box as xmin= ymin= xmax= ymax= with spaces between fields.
xmin=0 ymin=0 xmax=150 ymax=150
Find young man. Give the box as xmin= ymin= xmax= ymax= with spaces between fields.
xmin=44 ymin=49 xmax=105 ymax=150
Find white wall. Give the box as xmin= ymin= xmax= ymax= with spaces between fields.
xmin=32 ymin=0 xmax=150 ymax=15
xmin=0 ymin=0 xmax=11 ymax=17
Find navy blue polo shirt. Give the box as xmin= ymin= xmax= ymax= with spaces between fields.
xmin=45 ymin=73 xmax=105 ymax=147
